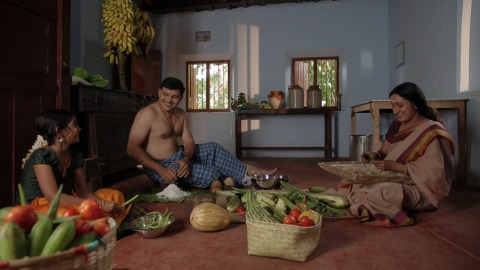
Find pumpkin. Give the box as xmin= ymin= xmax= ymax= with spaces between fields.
xmin=189 ymin=202 xmax=230 ymax=232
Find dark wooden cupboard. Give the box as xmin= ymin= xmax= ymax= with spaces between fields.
xmin=0 ymin=0 xmax=70 ymax=207
xmin=70 ymin=86 xmax=158 ymax=190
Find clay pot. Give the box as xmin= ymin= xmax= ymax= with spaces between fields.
xmin=267 ymin=91 xmax=285 ymax=109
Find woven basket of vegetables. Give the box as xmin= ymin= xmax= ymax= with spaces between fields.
xmin=1 ymin=217 xmax=116 ymax=270
xmin=0 ymin=185 xmax=117 ymax=270
xmin=242 ymin=190 xmax=322 ymax=262
xmin=246 ymin=217 xmax=321 ymax=262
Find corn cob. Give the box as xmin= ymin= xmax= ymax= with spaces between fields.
xmin=0 ymin=222 xmax=27 ymax=260
xmin=226 ymin=195 xmax=242 ymax=213
xmin=312 ymin=194 xmax=350 ymax=209
xmin=28 ymin=215 xmax=53 ymax=257
xmin=40 ymin=219 xmax=76 ymax=256
xmin=245 ymin=191 xmax=278 ymax=223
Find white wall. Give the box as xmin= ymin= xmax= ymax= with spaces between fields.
xmin=388 ymin=0 xmax=480 ymax=187
xmin=72 ymin=0 xmax=480 ymax=187
xmin=154 ymin=0 xmax=389 ymax=157
xmin=71 ymin=0 xmax=116 ymax=89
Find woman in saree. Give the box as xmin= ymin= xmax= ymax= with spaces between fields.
xmin=339 ymin=82 xmax=455 ymax=227
xmin=20 ymin=109 xmax=130 ymax=225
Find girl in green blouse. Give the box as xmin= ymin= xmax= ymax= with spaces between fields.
xmin=20 ymin=109 xmax=129 ymax=224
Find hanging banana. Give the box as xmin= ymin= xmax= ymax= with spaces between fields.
xmin=133 ymin=7 xmax=155 ymax=58
xmin=101 ymin=0 xmax=136 ymax=66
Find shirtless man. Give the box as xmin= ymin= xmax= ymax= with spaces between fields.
xmin=127 ymin=77 xmax=276 ymax=188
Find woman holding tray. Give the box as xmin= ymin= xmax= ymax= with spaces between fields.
xmin=339 ymin=82 xmax=455 ymax=227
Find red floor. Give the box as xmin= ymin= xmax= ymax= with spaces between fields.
xmin=110 ymin=158 xmax=480 ymax=270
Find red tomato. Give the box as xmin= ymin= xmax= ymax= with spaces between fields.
xmin=236 ymin=205 xmax=246 ymax=213
xmin=75 ymin=218 xmax=92 ymax=236
xmin=63 ymin=208 xmax=80 ymax=217
xmin=4 ymin=205 xmax=38 ymax=231
xmin=282 ymin=215 xmax=297 ymax=225
xmin=289 ymin=208 xmax=301 ymax=221
xmin=79 ymin=199 xmax=105 ymax=220
xmin=236 ymin=205 xmax=246 ymax=216
xmin=299 ymin=216 xmax=314 ymax=227
xmin=93 ymin=218 xmax=111 ymax=237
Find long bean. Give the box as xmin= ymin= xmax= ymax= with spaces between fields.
xmin=142 ymin=209 xmax=173 ymax=229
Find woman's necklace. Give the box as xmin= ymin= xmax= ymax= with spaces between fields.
xmin=50 ymin=145 xmax=71 ymax=178
xmin=158 ymin=102 xmax=176 ymax=129
xmin=401 ymin=117 xmax=426 ymax=131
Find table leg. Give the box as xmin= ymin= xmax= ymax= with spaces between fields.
xmin=372 ymin=106 xmax=381 ymax=150
xmin=325 ymin=111 xmax=332 ymax=158
xmin=457 ymin=104 xmax=466 ymax=182
xmin=235 ymin=112 xmax=242 ymax=158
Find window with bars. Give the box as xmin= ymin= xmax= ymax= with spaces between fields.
xmin=186 ymin=61 xmax=230 ymax=112
xmin=291 ymin=57 xmax=340 ymax=108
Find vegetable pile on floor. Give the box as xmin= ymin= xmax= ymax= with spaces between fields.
xmin=222 ymin=180 xmax=350 ymax=225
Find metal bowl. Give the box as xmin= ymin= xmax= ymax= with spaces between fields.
xmin=251 ymin=174 xmax=278 ymax=190
xmin=129 ymin=213 xmax=175 ymax=239
xmin=275 ymin=175 xmax=289 ymax=187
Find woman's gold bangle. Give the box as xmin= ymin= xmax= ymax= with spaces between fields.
xmin=404 ymin=163 xmax=409 ymax=176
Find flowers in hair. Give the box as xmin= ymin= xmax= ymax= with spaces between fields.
xmin=22 ymin=135 xmax=49 ymax=169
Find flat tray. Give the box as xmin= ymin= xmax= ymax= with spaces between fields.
xmin=318 ymin=161 xmax=414 ymax=185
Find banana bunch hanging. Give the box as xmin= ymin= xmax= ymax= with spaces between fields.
xmin=101 ymin=0 xmax=136 ymax=65
xmin=133 ymin=8 xmax=155 ymax=57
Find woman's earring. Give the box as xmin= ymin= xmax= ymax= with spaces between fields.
xmin=415 ymin=106 xmax=418 ymax=110
xmin=59 ymin=137 xmax=64 ymax=143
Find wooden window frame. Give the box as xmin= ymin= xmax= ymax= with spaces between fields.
xmin=186 ymin=60 xmax=230 ymax=112
xmin=291 ymin=57 xmax=340 ymax=108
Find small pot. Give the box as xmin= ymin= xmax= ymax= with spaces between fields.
xmin=267 ymin=91 xmax=285 ymax=109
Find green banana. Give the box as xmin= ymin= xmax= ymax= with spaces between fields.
xmin=0 ymin=222 xmax=27 ymax=260
xmin=309 ymin=186 xmax=327 ymax=193
xmin=28 ymin=215 xmax=53 ymax=257
xmin=40 ymin=219 xmax=76 ymax=256
xmin=69 ymin=231 xmax=98 ymax=249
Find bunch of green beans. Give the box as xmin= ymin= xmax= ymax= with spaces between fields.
xmin=142 ymin=209 xmax=174 ymax=229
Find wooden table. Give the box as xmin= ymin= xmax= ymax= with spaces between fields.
xmin=235 ymin=108 xmax=336 ymax=158
xmin=351 ymin=99 xmax=468 ymax=182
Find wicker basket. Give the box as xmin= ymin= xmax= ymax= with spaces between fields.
xmin=246 ymin=215 xmax=322 ymax=262
xmin=318 ymin=161 xmax=414 ymax=185
xmin=2 ymin=218 xmax=116 ymax=270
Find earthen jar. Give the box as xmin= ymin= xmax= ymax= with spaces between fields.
xmin=307 ymin=85 xmax=322 ymax=108
xmin=288 ymin=85 xmax=304 ymax=109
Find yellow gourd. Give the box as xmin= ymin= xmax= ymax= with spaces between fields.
xmin=189 ymin=202 xmax=230 ymax=232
